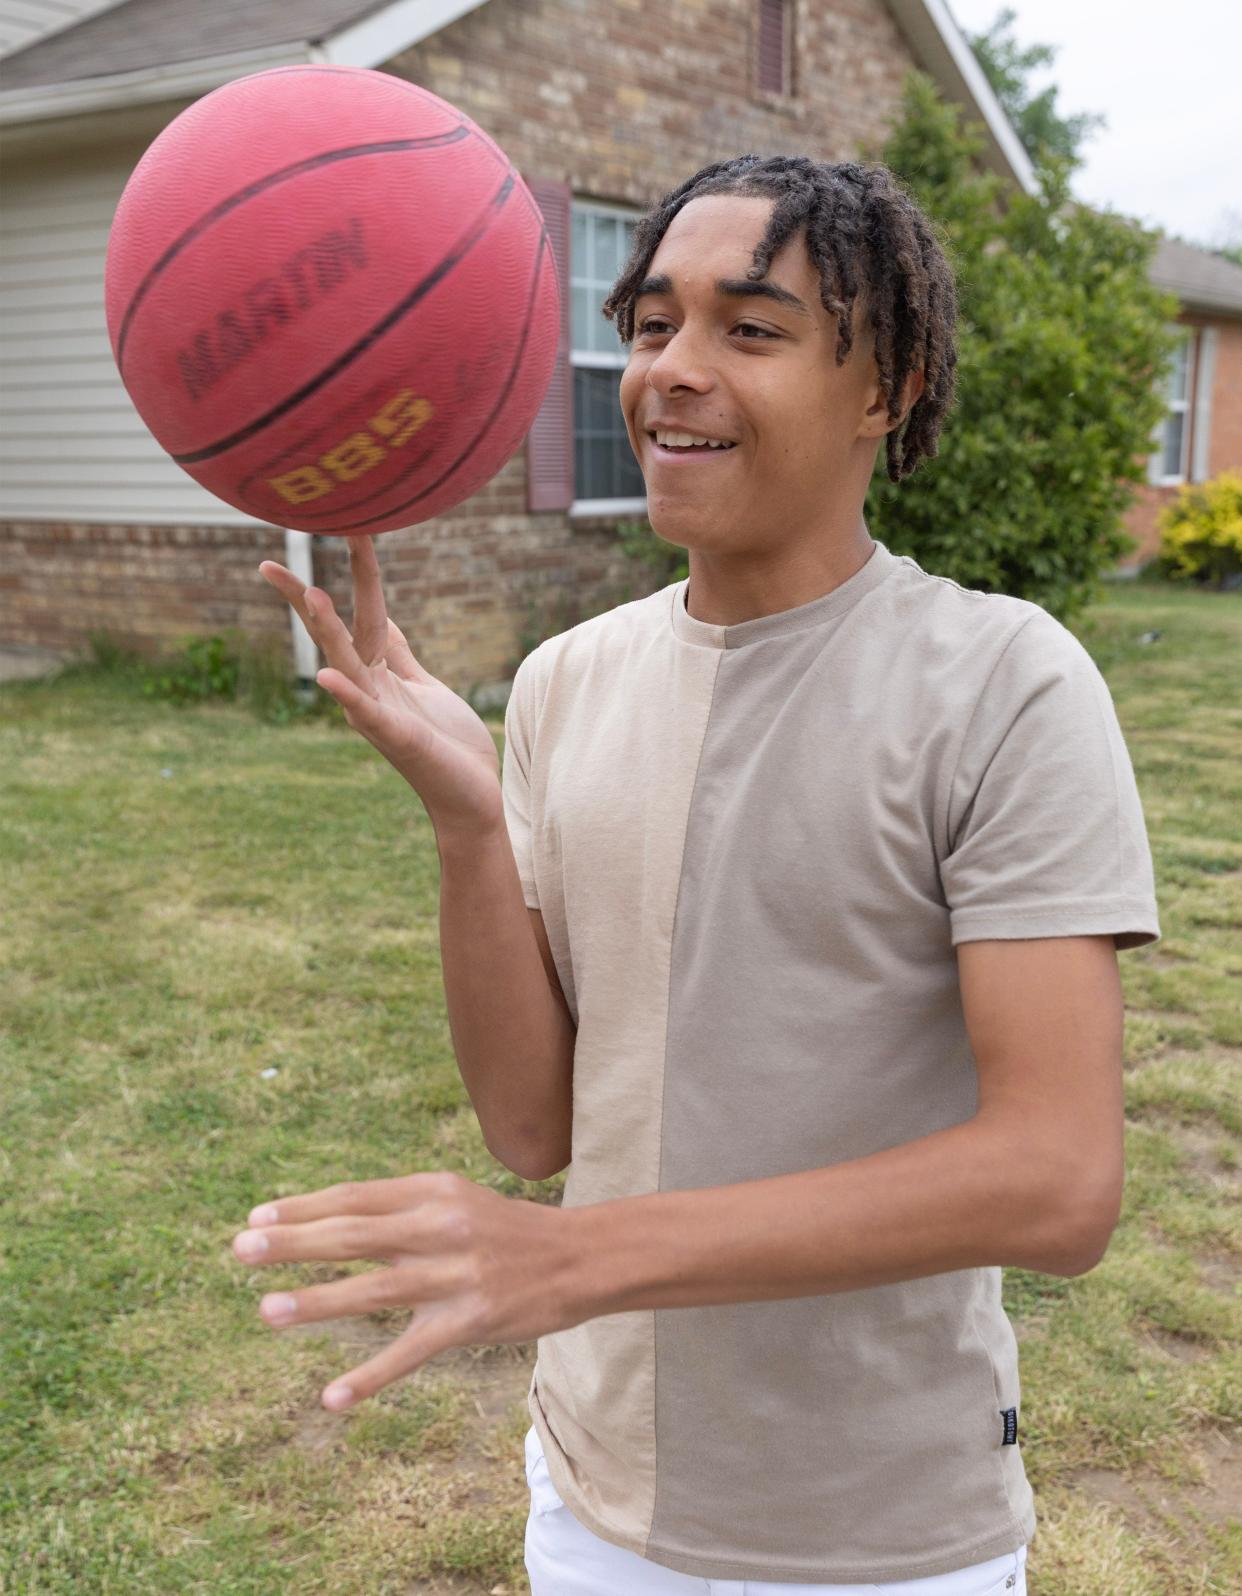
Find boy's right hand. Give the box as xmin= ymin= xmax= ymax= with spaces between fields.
xmin=259 ymin=535 xmax=505 ymax=837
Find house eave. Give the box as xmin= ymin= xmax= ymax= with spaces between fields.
xmin=1159 ymin=292 xmax=1242 ymax=322
xmin=0 ymin=41 xmax=313 ymax=124
xmin=0 ymin=0 xmax=492 ymax=127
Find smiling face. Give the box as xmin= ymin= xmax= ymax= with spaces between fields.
xmin=619 ymin=192 xmax=916 ymax=574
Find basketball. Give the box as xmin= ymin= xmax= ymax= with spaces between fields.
xmin=103 ymin=65 xmax=561 ymax=535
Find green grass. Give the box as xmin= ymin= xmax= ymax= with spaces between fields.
xmin=2 ymin=577 xmax=1239 ymax=1594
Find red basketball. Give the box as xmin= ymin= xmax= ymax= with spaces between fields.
xmin=104 ymin=65 xmax=560 ymax=535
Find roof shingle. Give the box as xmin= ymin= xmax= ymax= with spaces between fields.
xmin=1149 ymin=235 xmax=1242 ymax=317
xmin=0 ymin=0 xmax=391 ymax=88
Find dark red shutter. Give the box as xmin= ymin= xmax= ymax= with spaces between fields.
xmin=757 ymin=0 xmax=787 ymax=94
xmin=523 ymin=176 xmax=574 ymax=512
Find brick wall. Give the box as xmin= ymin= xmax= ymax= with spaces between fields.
xmin=0 ymin=0 xmax=926 ymax=688
xmin=0 ymin=520 xmax=290 ymax=659
xmin=0 ymin=449 xmax=636 ymax=693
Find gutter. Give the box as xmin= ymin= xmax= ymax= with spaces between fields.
xmin=283 ymin=529 xmax=321 ymax=689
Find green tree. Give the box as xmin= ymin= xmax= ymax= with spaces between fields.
xmin=861 ymin=70 xmax=1182 ymax=621
xmin=962 ymin=4 xmax=1105 ymax=170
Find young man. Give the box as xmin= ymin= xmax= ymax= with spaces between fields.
xmin=241 ymin=155 xmax=1160 ymax=1594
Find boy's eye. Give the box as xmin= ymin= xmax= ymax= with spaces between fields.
xmin=636 ymin=317 xmax=774 ymax=339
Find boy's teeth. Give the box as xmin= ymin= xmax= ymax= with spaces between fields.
xmin=655 ymin=430 xmax=734 ymax=449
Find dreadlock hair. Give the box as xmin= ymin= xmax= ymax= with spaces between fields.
xmin=600 ymin=154 xmax=959 ymax=483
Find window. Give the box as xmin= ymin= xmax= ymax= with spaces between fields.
xmin=571 ymin=201 xmax=646 ymax=513
xmin=756 ymin=0 xmax=793 ymax=96
xmin=1152 ymin=327 xmax=1194 ymax=483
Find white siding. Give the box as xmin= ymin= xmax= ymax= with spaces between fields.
xmin=0 ymin=0 xmax=124 ymax=61
xmin=0 ymin=136 xmax=263 ymax=525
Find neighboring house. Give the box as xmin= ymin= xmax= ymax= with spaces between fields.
xmin=1118 ymin=236 xmax=1242 ymax=573
xmin=0 ymin=0 xmax=1229 ymax=691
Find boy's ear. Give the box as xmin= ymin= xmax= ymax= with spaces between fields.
xmin=861 ymin=365 xmax=926 ymax=437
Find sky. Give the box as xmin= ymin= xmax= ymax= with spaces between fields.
xmin=943 ymin=0 xmax=1242 ymax=247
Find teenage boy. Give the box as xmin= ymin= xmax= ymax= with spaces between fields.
xmin=240 ymin=155 xmax=1159 ymax=1595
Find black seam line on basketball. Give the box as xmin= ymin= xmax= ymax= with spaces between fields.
xmin=281 ymin=219 xmax=551 ymax=524
xmin=115 ymin=125 xmax=473 ymax=374
xmin=324 ymin=231 xmax=547 ymax=532
xmin=281 ymin=222 xmax=546 ymax=525
xmin=172 ymin=170 xmax=516 ymax=468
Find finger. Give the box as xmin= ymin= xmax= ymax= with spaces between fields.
xmin=301 ymin=587 xmax=380 ymax=701
xmin=232 ymin=1210 xmax=418 ymax=1266
xmin=260 ymin=560 xmax=403 ymax=700
xmin=346 ymin=535 xmax=390 ymax=668
xmin=313 ymin=665 xmax=442 ymax=766
xmin=313 ymin=664 xmax=390 ymax=727
xmin=321 ymin=1307 xmax=467 ymax=1410
xmin=259 ymin=1264 xmax=418 ymax=1327
xmin=248 ymin=1172 xmax=454 ymax=1229
xmin=258 ymin=560 xmax=313 ymax=626
xmin=259 ymin=562 xmax=339 ymax=677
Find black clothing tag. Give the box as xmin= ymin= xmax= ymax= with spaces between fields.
xmin=1000 ymin=1406 xmax=1018 ymax=1445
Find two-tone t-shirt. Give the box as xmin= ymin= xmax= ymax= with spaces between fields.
xmin=500 ymin=535 xmax=1160 ymax=1584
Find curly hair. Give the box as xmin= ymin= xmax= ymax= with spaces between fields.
xmin=600 ymin=154 xmax=959 ymax=483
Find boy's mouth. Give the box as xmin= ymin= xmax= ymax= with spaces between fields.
xmin=646 ymin=429 xmax=738 ymax=460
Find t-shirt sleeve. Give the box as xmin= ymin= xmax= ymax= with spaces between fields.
xmin=940 ymin=608 xmax=1160 ymax=951
xmin=501 ymin=645 xmax=543 ymax=910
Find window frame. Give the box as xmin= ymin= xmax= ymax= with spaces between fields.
xmin=569 ymin=198 xmax=647 ymax=520
xmin=1150 ymin=324 xmax=1196 ymax=487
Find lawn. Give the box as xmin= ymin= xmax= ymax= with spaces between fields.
xmin=1 ymin=577 xmax=1239 ymax=1595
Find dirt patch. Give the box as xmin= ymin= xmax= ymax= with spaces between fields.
xmin=292 ymin=1402 xmax=350 ymax=1455
xmin=270 ymin=1320 xmax=538 ymax=1589
xmin=1196 ymin=1250 xmax=1242 ymax=1293
xmin=1063 ymin=1425 xmax=1241 ymax=1572
xmin=278 ymin=1318 xmax=537 ymax=1492
xmin=1166 ymin=1120 xmax=1242 ymax=1190
xmin=405 ymin=1579 xmax=515 ymax=1594
xmin=1139 ymin=1322 xmax=1215 ymax=1363
xmin=1122 ymin=1008 xmax=1205 ymax=1070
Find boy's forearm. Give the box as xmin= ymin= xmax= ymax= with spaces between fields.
xmin=435 ymin=820 xmax=574 ymax=1179
xmin=560 ymin=1114 xmax=1102 ymax=1323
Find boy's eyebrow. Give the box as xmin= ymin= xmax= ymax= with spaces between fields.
xmin=633 ymin=272 xmax=812 ymax=318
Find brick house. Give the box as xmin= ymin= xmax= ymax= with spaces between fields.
xmin=1 ymin=0 xmax=1236 ymax=694
xmin=1118 ymin=236 xmax=1242 ymax=574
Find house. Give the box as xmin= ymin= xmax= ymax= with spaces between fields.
xmin=0 ymin=0 xmax=1231 ymax=693
xmin=1119 ymin=235 xmax=1242 ymax=573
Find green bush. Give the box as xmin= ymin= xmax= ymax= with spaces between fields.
xmin=143 ymin=632 xmax=240 ymax=704
xmin=78 ymin=628 xmax=330 ymax=724
xmin=861 ymin=71 xmax=1182 ymax=623
xmin=1156 ymin=470 xmax=1242 ymax=589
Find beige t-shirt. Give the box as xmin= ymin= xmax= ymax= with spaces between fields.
xmin=501 ymin=536 xmax=1159 ymax=1584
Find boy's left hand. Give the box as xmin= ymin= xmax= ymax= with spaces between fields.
xmin=231 ymin=1171 xmax=585 ymax=1410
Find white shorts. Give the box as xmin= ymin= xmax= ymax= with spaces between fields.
xmin=525 ymin=1425 xmax=1028 ymax=1596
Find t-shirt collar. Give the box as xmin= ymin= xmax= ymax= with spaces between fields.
xmin=670 ymin=539 xmax=898 ymax=649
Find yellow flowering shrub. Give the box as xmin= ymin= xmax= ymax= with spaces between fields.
xmin=1157 ymin=469 xmax=1242 ymax=588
